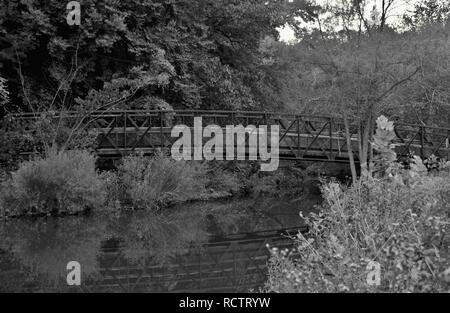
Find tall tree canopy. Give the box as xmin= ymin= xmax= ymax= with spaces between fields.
xmin=0 ymin=0 xmax=316 ymax=116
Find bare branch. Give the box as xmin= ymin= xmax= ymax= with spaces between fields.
xmin=375 ymin=67 xmax=420 ymax=102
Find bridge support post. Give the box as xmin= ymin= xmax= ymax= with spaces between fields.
xmin=329 ymin=117 xmax=334 ymax=160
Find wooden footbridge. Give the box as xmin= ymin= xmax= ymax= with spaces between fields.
xmin=5 ymin=110 xmax=450 ymax=162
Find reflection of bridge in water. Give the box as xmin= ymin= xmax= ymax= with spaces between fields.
xmin=8 ymin=110 xmax=450 ymax=162
xmin=75 ymin=227 xmax=305 ymax=293
xmin=1 ymin=197 xmax=316 ymax=293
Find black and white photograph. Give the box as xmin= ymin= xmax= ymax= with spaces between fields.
xmin=0 ymin=0 xmax=449 ymax=300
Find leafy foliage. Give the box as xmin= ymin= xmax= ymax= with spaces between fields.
xmin=372 ymin=115 xmax=398 ymax=175
xmin=404 ymin=0 xmax=450 ymax=27
xmin=264 ymin=1 xmax=450 ymax=133
xmin=0 ymin=0 xmax=315 ymax=116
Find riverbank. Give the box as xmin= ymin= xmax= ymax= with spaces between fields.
xmin=0 ymin=150 xmax=330 ymax=291
xmin=0 ymin=150 xmax=349 ymax=219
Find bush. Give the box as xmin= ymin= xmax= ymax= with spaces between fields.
xmin=265 ymin=168 xmax=450 ymax=292
xmin=109 ymin=153 xmax=207 ymax=210
xmin=0 ymin=149 xmax=105 ymax=216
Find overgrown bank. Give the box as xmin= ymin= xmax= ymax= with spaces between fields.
xmin=265 ymin=117 xmax=450 ymax=293
xmin=0 ymin=150 xmax=333 ymax=218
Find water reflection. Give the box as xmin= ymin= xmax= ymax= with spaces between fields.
xmin=0 ymin=195 xmax=320 ymax=292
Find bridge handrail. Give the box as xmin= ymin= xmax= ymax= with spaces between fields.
xmin=394 ymin=122 xmax=450 ymax=132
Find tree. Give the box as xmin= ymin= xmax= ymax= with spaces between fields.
xmin=268 ymin=0 xmax=450 ymax=179
xmin=404 ymin=0 xmax=450 ymax=27
xmin=0 ymin=0 xmax=316 ymax=117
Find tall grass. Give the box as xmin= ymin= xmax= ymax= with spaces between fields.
xmin=265 ymin=167 xmax=450 ymax=292
xmin=0 ymin=149 xmax=105 ymax=216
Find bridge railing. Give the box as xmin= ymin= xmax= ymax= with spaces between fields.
xmin=2 ymin=110 xmax=449 ymax=162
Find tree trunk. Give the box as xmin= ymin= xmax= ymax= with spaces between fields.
xmin=359 ymin=112 xmax=373 ymax=180
xmin=344 ymin=116 xmax=358 ymax=184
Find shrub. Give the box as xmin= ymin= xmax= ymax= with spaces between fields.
xmin=265 ymin=169 xmax=450 ymax=292
xmin=0 ymin=149 xmax=105 ymax=216
xmin=112 ymin=153 xmax=207 ymax=210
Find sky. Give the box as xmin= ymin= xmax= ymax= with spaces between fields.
xmin=279 ymin=25 xmax=296 ymax=42
xmin=278 ymin=0 xmax=418 ymax=42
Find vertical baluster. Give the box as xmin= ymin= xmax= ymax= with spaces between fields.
xmin=124 ymin=111 xmax=127 ymax=150
xmin=329 ymin=117 xmax=333 ymax=160
xmin=160 ymin=111 xmax=164 ymax=149
xmin=117 ymin=114 xmax=120 ymax=154
xmin=420 ymin=126 xmax=425 ymax=159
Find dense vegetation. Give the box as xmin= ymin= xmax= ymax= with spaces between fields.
xmin=0 ymin=149 xmax=315 ymax=216
xmin=266 ymin=164 xmax=450 ymax=292
xmin=0 ymin=0 xmax=315 ymax=116
xmin=265 ymin=117 xmax=450 ymax=292
xmin=0 ymin=151 xmax=207 ymax=216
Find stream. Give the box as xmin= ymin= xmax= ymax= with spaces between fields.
xmin=0 ymin=194 xmax=321 ymax=292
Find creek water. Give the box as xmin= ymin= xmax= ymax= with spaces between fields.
xmin=0 ymin=194 xmax=321 ymax=292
